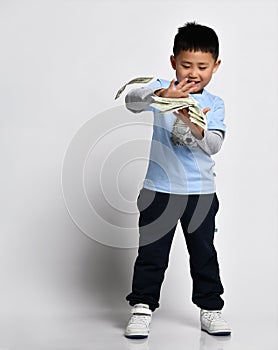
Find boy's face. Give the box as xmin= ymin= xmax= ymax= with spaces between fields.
xmin=170 ymin=50 xmax=221 ymax=93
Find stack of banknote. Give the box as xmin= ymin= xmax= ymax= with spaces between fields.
xmin=150 ymin=95 xmax=206 ymax=146
xmin=150 ymin=95 xmax=206 ymax=129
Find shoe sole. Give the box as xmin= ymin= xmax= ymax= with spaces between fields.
xmin=201 ymin=328 xmax=231 ymax=336
xmin=124 ymin=334 xmax=148 ymax=339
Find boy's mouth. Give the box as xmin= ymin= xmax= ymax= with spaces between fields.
xmin=188 ymin=80 xmax=200 ymax=84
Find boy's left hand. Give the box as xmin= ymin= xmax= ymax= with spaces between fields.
xmin=174 ymin=107 xmax=211 ymax=139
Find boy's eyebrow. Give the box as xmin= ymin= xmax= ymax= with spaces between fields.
xmin=181 ymin=60 xmax=209 ymax=65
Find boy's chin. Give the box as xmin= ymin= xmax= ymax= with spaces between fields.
xmin=190 ymin=86 xmax=203 ymax=94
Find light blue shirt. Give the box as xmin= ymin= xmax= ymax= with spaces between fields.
xmin=141 ymin=78 xmax=226 ymax=195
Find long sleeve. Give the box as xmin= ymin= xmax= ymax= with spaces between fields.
xmin=125 ymin=87 xmax=158 ymax=113
xmin=195 ymin=129 xmax=224 ymax=155
xmin=191 ymin=92 xmax=226 ymax=155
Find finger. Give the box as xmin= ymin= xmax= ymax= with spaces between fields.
xmin=178 ymin=108 xmax=190 ymax=117
xmin=180 ymin=92 xmax=190 ymax=98
xmin=173 ymin=111 xmax=185 ymax=122
xmin=177 ymin=108 xmax=185 ymax=115
xmin=174 ymin=110 xmax=185 ymax=116
xmin=181 ymin=81 xmax=196 ymax=92
xmin=203 ymin=107 xmax=211 ymax=115
xmin=175 ymin=77 xmax=188 ymax=89
xmin=169 ymin=78 xmax=176 ymax=89
xmin=180 ymin=107 xmax=189 ymax=113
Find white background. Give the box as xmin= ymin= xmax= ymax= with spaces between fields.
xmin=0 ymin=0 xmax=277 ymax=349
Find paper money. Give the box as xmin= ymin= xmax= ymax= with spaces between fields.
xmin=150 ymin=95 xmax=207 ymax=129
xmin=114 ymin=77 xmax=155 ymax=100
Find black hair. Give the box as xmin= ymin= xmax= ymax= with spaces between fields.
xmin=173 ymin=22 xmax=219 ymax=61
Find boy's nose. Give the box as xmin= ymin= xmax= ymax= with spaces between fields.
xmin=188 ymin=70 xmax=198 ymax=78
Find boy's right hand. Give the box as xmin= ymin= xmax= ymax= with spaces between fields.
xmin=155 ymin=78 xmax=196 ymax=98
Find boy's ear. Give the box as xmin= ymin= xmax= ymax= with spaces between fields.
xmin=170 ymin=55 xmax=176 ymax=70
xmin=213 ymin=59 xmax=221 ymax=73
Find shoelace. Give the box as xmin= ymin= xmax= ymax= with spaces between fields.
xmin=203 ymin=311 xmax=223 ymax=322
xmin=129 ymin=313 xmax=151 ymax=326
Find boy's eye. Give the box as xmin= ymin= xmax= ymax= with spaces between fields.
xmin=199 ymin=67 xmax=208 ymax=70
xmin=182 ymin=65 xmax=190 ymax=69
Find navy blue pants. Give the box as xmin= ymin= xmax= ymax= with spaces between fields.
xmin=126 ymin=188 xmax=224 ymax=312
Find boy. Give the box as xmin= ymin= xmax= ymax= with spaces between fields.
xmin=124 ymin=22 xmax=231 ymax=338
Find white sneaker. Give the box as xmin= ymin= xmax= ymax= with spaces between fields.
xmin=124 ymin=304 xmax=152 ymax=339
xmin=200 ymin=309 xmax=231 ymax=336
